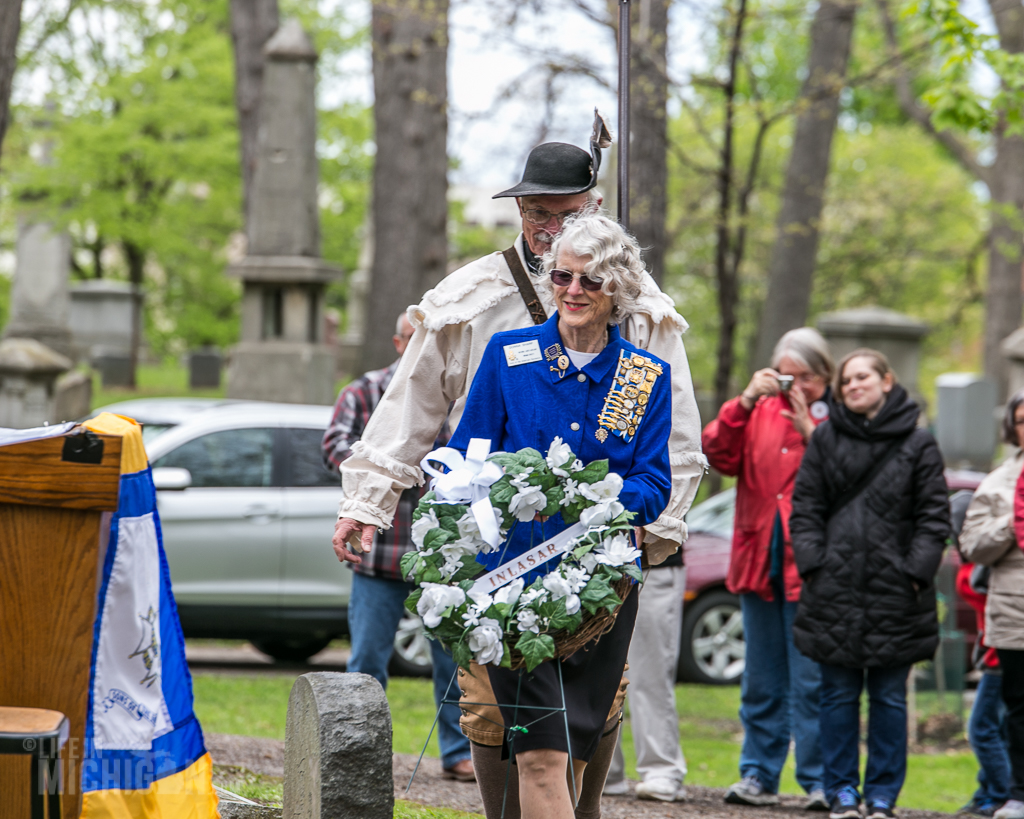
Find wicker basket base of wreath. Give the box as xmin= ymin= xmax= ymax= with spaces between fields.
xmin=505 ymin=575 xmax=635 ymax=670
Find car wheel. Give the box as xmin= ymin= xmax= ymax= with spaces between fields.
xmin=388 ymin=611 xmax=433 ymax=678
xmin=251 ymin=636 xmax=332 ymax=663
xmin=677 ymin=589 xmax=744 ymax=685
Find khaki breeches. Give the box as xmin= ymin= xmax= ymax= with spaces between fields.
xmin=458 ymin=662 xmax=629 ymax=746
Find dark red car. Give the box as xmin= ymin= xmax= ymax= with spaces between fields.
xmin=676 ymin=469 xmax=985 ymax=685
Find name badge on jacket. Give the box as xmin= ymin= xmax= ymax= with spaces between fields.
xmin=503 ymin=340 xmax=542 ymax=366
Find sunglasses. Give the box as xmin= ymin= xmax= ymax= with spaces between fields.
xmin=549 ymin=268 xmax=605 ymax=292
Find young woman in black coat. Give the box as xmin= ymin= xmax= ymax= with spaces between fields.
xmin=790 ymin=349 xmax=951 ymax=819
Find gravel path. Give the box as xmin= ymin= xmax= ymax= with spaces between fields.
xmin=207 ymin=733 xmax=955 ymax=819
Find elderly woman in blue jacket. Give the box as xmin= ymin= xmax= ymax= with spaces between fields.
xmin=448 ymin=211 xmax=673 ymax=819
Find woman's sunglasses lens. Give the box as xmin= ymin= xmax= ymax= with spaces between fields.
xmin=550 ymin=269 xmax=603 ymax=291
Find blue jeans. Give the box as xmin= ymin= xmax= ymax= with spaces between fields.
xmin=819 ymin=663 xmax=911 ymax=805
xmin=970 ymin=671 xmax=1011 ymax=804
xmin=347 ymin=572 xmax=470 ymax=769
xmin=739 ymin=591 xmax=824 ymax=794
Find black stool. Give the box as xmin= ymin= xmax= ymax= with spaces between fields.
xmin=0 ymin=706 xmax=69 ymax=819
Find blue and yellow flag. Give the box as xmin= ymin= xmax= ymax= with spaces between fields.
xmin=80 ymin=413 xmax=218 ymax=818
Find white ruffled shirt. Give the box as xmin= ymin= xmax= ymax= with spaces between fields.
xmin=338 ymin=235 xmax=708 ymax=563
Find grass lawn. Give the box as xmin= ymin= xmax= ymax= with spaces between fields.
xmin=90 ymin=361 xmax=226 ymax=411
xmin=193 ymin=672 xmax=978 ymax=814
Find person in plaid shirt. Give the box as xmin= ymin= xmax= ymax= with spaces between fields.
xmin=322 ymin=313 xmax=473 ymax=781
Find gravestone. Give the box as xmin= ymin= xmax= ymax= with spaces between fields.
xmin=69 ymin=280 xmax=139 ymax=385
xmin=935 ymin=373 xmax=997 ymax=470
xmin=226 ymin=19 xmax=342 ymax=405
xmin=4 ymin=218 xmax=73 ymax=359
xmin=189 ymin=348 xmax=222 ymax=389
xmin=284 ymin=672 xmax=393 ymax=819
xmin=817 ymin=306 xmax=929 ymax=403
xmin=0 ymin=338 xmax=72 ymax=428
xmin=53 ymin=370 xmax=93 ymax=422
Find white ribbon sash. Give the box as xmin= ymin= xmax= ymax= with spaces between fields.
xmin=470 ymin=522 xmax=586 ymax=597
xmin=421 ymin=438 xmax=504 ymax=549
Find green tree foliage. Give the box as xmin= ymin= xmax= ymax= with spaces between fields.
xmin=1 ymin=0 xmax=371 ymax=357
xmin=661 ymin=0 xmax=986 ymax=401
xmin=4 ymin=0 xmax=242 ymax=354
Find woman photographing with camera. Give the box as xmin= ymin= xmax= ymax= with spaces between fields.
xmin=702 ymin=328 xmax=834 ymax=809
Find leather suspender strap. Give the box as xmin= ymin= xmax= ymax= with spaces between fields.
xmin=502 ymin=247 xmax=547 ymax=326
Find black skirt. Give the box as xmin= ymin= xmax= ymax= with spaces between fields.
xmin=486 ymin=586 xmax=638 ymax=763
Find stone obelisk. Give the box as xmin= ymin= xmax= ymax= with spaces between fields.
xmin=4 ymin=128 xmax=74 ymax=360
xmin=226 ymin=19 xmax=342 ymax=405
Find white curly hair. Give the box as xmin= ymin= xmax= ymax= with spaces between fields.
xmin=537 ymin=210 xmax=647 ymax=325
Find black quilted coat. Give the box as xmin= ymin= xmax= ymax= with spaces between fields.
xmin=789 ymin=385 xmax=951 ymax=669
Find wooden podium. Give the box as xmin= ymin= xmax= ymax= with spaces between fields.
xmin=0 ymin=428 xmax=122 ymax=819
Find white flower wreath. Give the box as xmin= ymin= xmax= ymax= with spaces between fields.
xmin=401 ymin=437 xmax=641 ymax=671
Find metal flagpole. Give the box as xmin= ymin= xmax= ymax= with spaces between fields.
xmin=618 ymin=0 xmax=631 ymax=228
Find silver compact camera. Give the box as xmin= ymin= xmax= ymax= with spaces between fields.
xmin=777 ymin=375 xmax=794 ymax=392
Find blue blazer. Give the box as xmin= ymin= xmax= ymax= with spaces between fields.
xmin=449 ymin=312 xmax=673 ymax=579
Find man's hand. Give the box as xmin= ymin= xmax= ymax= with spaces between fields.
xmin=332 ymin=517 xmax=376 ymax=565
xmin=780 ymin=385 xmax=815 ymax=442
xmin=739 ymin=369 xmax=782 ymax=410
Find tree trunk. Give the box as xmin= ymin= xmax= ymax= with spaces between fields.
xmin=229 ymin=0 xmax=280 ymax=228
xmin=124 ymin=241 xmax=146 ymax=390
xmin=628 ymin=0 xmax=670 ymax=284
xmin=983 ymin=0 xmax=1024 ymax=401
xmin=363 ymin=0 xmax=449 ymax=372
xmin=0 ymin=0 xmax=24 ymax=163
xmin=713 ymin=0 xmax=748 ymax=413
xmin=753 ymin=0 xmax=858 ymax=369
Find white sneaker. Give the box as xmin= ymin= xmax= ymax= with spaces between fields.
xmin=995 ymin=801 xmax=1024 ymax=819
xmin=726 ymin=776 xmax=780 ymax=806
xmin=807 ymin=789 xmax=830 ymax=811
xmin=636 ymin=778 xmax=688 ymax=802
xmin=603 ymin=779 xmax=629 ymax=796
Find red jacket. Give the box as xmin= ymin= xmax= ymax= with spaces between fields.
xmin=702 ymin=394 xmax=824 ymax=602
xmin=955 ymin=562 xmax=999 ymax=669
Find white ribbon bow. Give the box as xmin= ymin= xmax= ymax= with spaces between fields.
xmin=420 ymin=438 xmax=505 ymax=550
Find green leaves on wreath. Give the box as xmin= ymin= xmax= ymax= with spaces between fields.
xmin=490 ymin=476 xmax=518 ymax=507
xmin=580 ymin=574 xmax=623 ymax=615
xmin=451 ymin=558 xmax=483 ymax=583
xmin=423 ymin=526 xmax=455 ymax=552
xmin=451 ymin=639 xmax=473 ymax=672
xmin=541 ymin=486 xmax=563 ymax=517
xmin=400 ymin=550 xmax=420 ymax=581
xmin=412 ymin=492 xmax=437 ymax=522
xmin=516 ymin=631 xmax=556 ymax=672
xmin=548 ymin=598 xmax=583 ymax=632
xmin=574 ymin=459 xmax=609 ymax=484
xmin=405 ymin=586 xmax=423 ymax=615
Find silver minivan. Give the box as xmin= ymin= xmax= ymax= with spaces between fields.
xmin=140 ymin=402 xmax=350 ymax=662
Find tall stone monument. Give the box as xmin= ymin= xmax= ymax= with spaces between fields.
xmin=817 ymin=306 xmax=929 ymax=403
xmin=4 ymin=218 xmax=73 ymax=360
xmin=4 ymin=117 xmax=74 ymax=360
xmin=226 ymin=19 xmax=342 ymax=405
